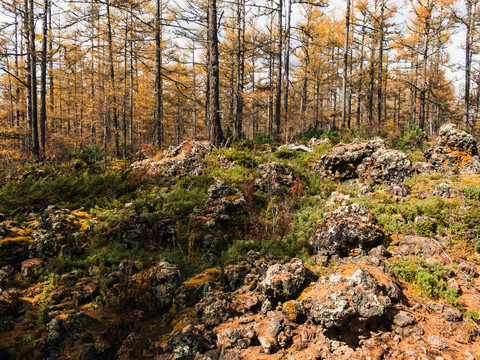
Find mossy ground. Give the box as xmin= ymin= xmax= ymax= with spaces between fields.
xmin=2 ymin=133 xmax=480 ymax=357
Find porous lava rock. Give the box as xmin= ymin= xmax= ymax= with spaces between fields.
xmin=357 ymin=148 xmax=414 ymax=184
xmin=309 ymin=203 xmax=385 ymax=258
xmin=255 ymin=162 xmax=295 ymax=194
xmin=292 ymin=264 xmax=399 ymax=328
xmin=260 ymin=258 xmax=317 ymax=302
xmin=314 ymin=139 xmax=385 ymax=181
xmin=105 ymin=215 xmax=175 ymax=251
xmin=424 ymin=123 xmax=480 ymax=173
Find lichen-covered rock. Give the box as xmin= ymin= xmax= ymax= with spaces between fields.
xmin=386 ymin=184 xmax=411 ymax=197
xmin=425 ymin=123 xmax=480 ymax=173
xmin=292 ymin=265 xmax=399 ymax=328
xmin=255 ymin=162 xmax=295 ymax=194
xmin=260 ymin=258 xmax=317 ymax=301
xmin=314 ymin=139 xmax=385 ymax=181
xmin=130 ymin=141 xmax=214 ymax=177
xmin=29 ymin=206 xmax=96 ymax=258
xmin=308 ymin=137 xmax=331 ymax=148
xmin=20 ymin=258 xmax=43 ymax=279
xmin=195 ymin=293 xmax=237 ymax=328
xmin=145 ymin=261 xmax=181 ymax=312
xmin=388 ymin=235 xmax=443 ymax=259
xmin=254 ymin=314 xmax=291 ymax=354
xmin=309 ymin=203 xmax=385 ymax=258
xmin=357 ymin=148 xmax=414 ymax=184
xmin=105 ymin=215 xmax=175 ymax=250
xmin=325 ymin=192 xmax=351 ymax=207
xmin=0 ymin=222 xmax=33 ymax=267
xmin=176 ymin=268 xmax=224 ymax=309
xmin=433 ymin=182 xmax=453 ymax=198
xmin=277 ymin=143 xmax=312 ymax=153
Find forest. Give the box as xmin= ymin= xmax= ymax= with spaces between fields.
xmin=0 ymin=0 xmax=479 ymax=162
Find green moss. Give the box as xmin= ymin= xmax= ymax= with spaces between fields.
xmin=390 ymin=257 xmax=456 ymax=304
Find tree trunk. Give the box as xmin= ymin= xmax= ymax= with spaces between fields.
xmin=207 ymin=0 xmax=224 ymax=146
xmin=377 ymin=0 xmax=384 ymax=128
xmin=274 ymin=0 xmax=283 ymax=139
xmin=283 ymin=0 xmax=291 ymax=135
xmin=234 ymin=0 xmax=245 ymax=140
xmin=106 ymin=0 xmax=119 ymax=156
xmin=40 ymin=0 xmax=48 ymax=156
xmin=464 ymin=0 xmax=472 ymax=127
xmin=341 ymin=0 xmax=351 ymax=130
xmin=28 ymin=0 xmax=39 ymax=157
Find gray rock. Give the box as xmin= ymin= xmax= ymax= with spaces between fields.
xmin=425 ymin=123 xmax=480 ymax=173
xmin=309 ymin=203 xmax=385 ymax=258
xmin=433 ymin=183 xmax=452 ymax=198
xmin=357 ymin=148 xmax=414 ymax=184
xmin=393 ymin=311 xmax=415 ymax=327
xmin=293 ymin=265 xmax=399 ymax=328
xmin=428 ymin=335 xmax=448 ymax=350
xmin=277 ymin=144 xmax=312 ymax=153
xmin=261 ymin=258 xmax=317 ymax=301
xmin=387 ymin=184 xmax=411 ymax=197
xmin=315 ymin=139 xmax=385 ymax=181
xmin=442 ymin=307 xmax=462 ymax=322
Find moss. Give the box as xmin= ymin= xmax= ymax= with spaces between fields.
xmin=390 ymin=257 xmax=457 ymax=305
xmin=183 ymin=268 xmax=222 ymax=287
xmin=170 ymin=307 xmax=197 ymax=332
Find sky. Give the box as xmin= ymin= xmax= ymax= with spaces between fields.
xmin=323 ymin=0 xmax=468 ymax=94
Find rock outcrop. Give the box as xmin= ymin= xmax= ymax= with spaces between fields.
xmin=255 ymin=162 xmax=296 ymax=194
xmin=357 ymin=148 xmax=413 ymax=184
xmin=309 ymin=203 xmax=385 ymax=258
xmin=314 ymin=139 xmax=385 ymax=181
xmin=425 ymin=123 xmax=480 ymax=173
xmin=291 ymin=264 xmax=399 ymax=328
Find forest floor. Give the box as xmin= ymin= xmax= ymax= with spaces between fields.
xmin=1 ymin=124 xmax=480 ymax=359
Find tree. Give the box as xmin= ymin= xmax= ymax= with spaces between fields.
xmin=207 ymin=0 xmax=224 ymax=146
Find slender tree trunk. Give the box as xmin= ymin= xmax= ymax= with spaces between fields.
xmin=234 ymin=0 xmax=245 ymax=140
xmin=283 ymin=0 xmax=292 ymax=136
xmin=207 ymin=0 xmax=225 ymax=146
xmin=356 ymin=17 xmax=366 ymax=127
xmin=28 ymin=0 xmax=39 ymax=157
xmin=192 ymin=44 xmax=198 ymax=137
xmin=341 ymin=0 xmax=351 ymax=130
xmin=368 ymin=49 xmax=375 ymax=126
xmin=106 ymin=0 xmax=119 ymax=156
xmin=464 ymin=0 xmax=472 ymax=127
xmin=377 ymin=0 xmax=384 ymax=128
xmin=40 ymin=0 xmax=48 ymax=156
xmin=274 ymin=0 xmax=283 ymax=138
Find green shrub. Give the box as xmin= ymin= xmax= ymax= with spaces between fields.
xmin=390 ymin=258 xmax=456 ymax=304
xmin=225 ymin=149 xmax=257 ymax=167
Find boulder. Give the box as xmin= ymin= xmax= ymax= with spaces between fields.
xmin=130 ymin=141 xmax=214 ymax=177
xmin=314 ymin=139 xmax=385 ymax=181
xmin=388 ymin=235 xmax=443 ymax=259
xmin=145 ymin=261 xmax=181 ymax=312
xmin=292 ymin=265 xmax=399 ymax=328
xmin=309 ymin=204 xmax=385 ymax=258
xmin=393 ymin=311 xmax=415 ymax=327
xmin=308 ymin=137 xmax=331 ymax=148
xmin=105 ymin=215 xmax=175 ymax=250
xmin=260 ymin=258 xmax=317 ymax=301
xmin=277 ymin=144 xmax=312 ymax=153
xmin=386 ymin=184 xmax=411 ymax=197
xmin=255 ymin=162 xmax=295 ymax=194
xmin=357 ymin=148 xmax=414 ymax=184
xmin=433 ymin=183 xmax=452 ymax=198
xmin=30 ymin=206 xmax=96 ymax=258
xmin=425 ymin=123 xmax=480 ymax=173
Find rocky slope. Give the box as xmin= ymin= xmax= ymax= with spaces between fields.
xmin=0 ymin=124 xmax=480 ymax=359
